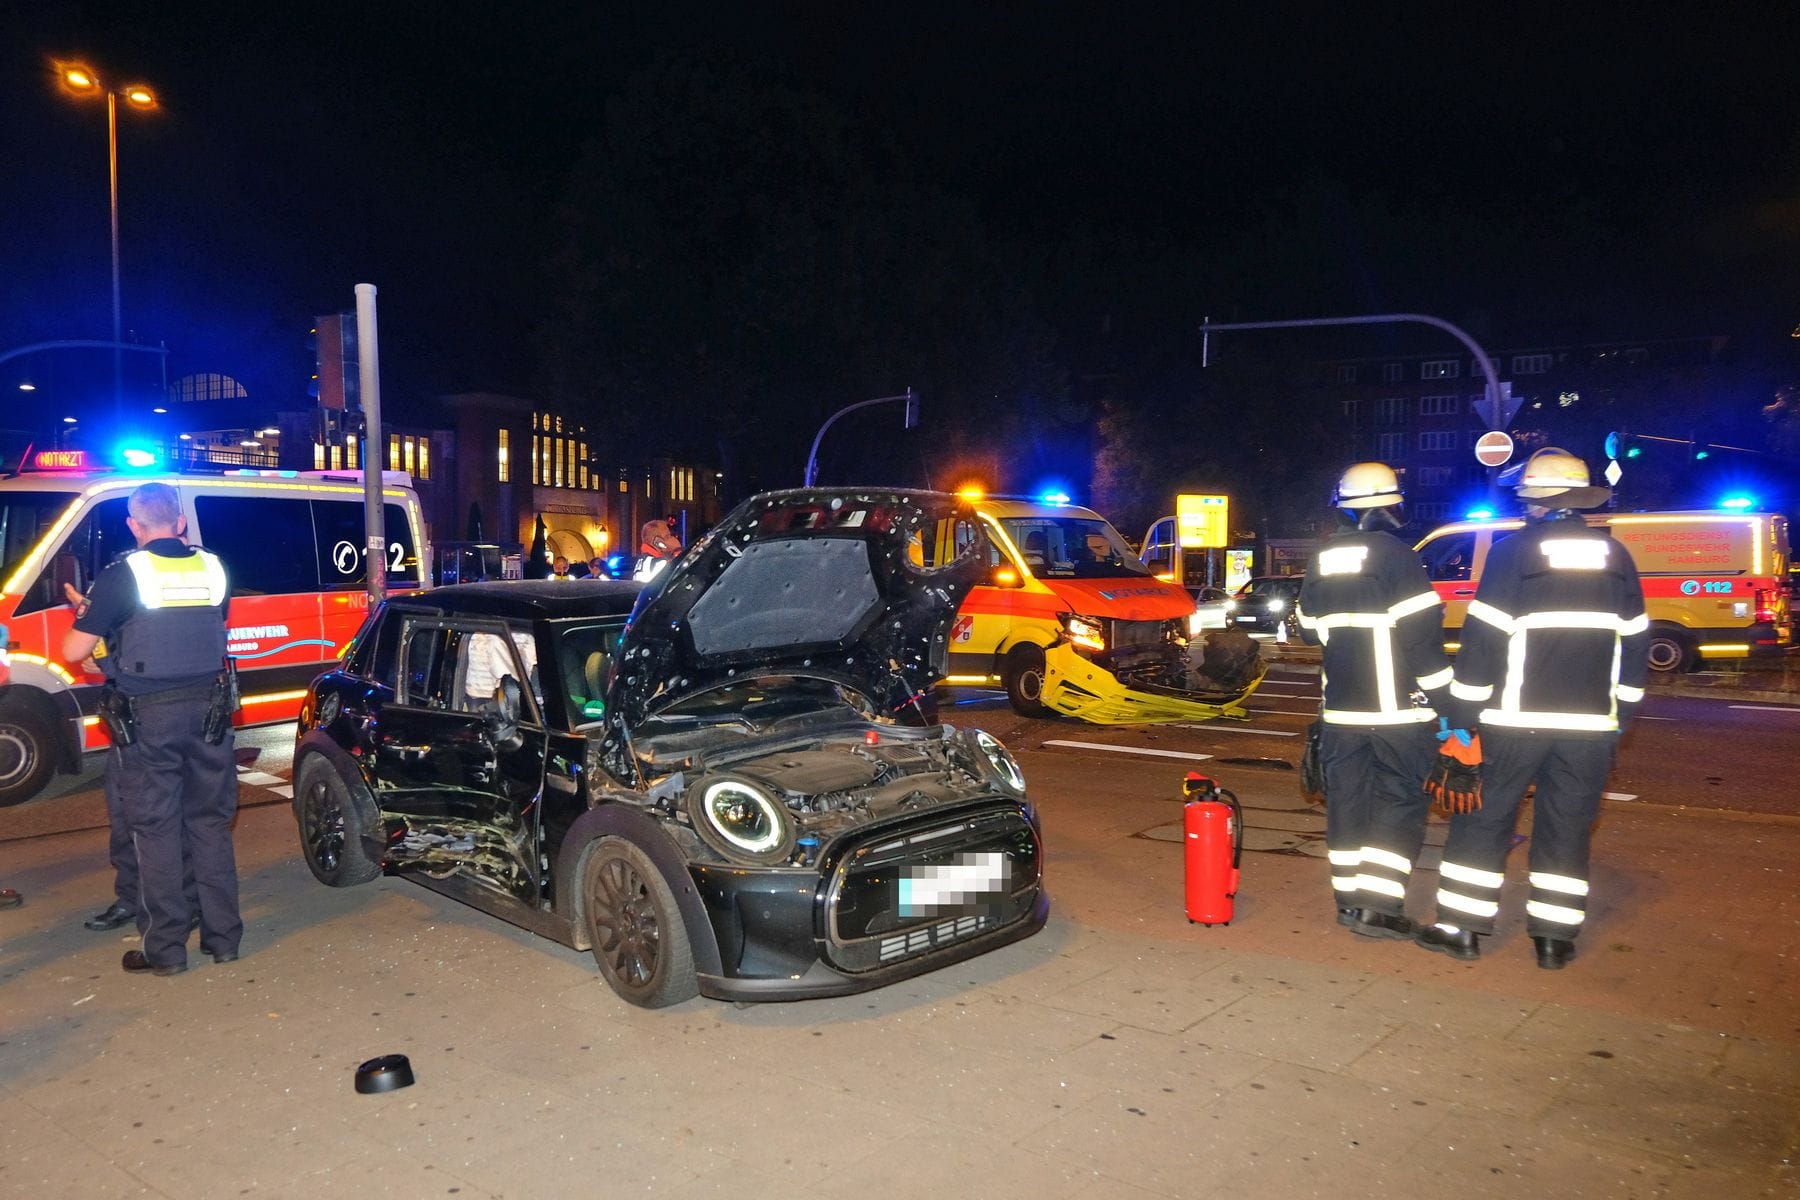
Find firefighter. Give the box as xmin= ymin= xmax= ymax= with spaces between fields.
xmin=1297 ymin=462 xmax=1462 ymax=940
xmin=1415 ymin=448 xmax=1647 ymax=969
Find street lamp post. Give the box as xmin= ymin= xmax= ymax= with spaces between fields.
xmin=57 ymin=63 xmax=157 ymax=413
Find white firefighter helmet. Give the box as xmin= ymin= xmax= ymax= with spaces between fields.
xmin=1499 ymin=446 xmax=1611 ymax=509
xmin=1333 ymin=461 xmax=1404 ymax=510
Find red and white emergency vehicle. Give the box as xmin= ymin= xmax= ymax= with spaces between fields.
xmin=0 ymin=455 xmax=429 ymax=805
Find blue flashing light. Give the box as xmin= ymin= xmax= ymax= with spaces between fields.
xmin=1038 ymin=490 xmax=1072 ymax=506
xmin=118 ymin=445 xmax=159 ymax=470
xmin=1720 ymin=496 xmax=1754 ymax=510
xmin=1465 ymin=507 xmax=1495 ymax=520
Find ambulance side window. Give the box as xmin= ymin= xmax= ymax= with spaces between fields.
xmin=1142 ymin=517 xmax=1175 ymax=576
xmin=17 ymin=497 xmax=132 ymax=616
xmin=193 ymin=496 xmax=318 ymax=596
xmin=1419 ymin=532 xmax=1476 ymax=582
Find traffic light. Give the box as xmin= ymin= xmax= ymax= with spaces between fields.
xmin=1606 ymin=431 xmax=1643 ymax=460
xmin=1691 ymin=442 xmax=1711 ymax=462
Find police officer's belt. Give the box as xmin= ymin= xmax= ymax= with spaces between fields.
xmin=132 ymin=680 xmax=217 ymax=707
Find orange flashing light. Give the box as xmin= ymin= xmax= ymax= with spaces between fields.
xmin=993 ymin=567 xmax=1018 ymax=586
xmin=955 ymin=484 xmax=986 ymax=501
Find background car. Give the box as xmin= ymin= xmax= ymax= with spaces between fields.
xmin=1187 ymin=585 xmax=1235 ymax=634
xmin=290 ymin=489 xmax=1048 ymax=1008
xmin=1229 ymin=575 xmax=1304 ymax=635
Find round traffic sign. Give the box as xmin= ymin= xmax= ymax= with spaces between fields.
xmin=1474 ymin=430 xmax=1515 ymax=467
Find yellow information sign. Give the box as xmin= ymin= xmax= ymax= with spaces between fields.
xmin=1176 ymin=493 xmax=1229 ymax=549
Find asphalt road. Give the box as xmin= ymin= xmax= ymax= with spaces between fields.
xmin=2 ymin=661 xmax=1795 ymax=855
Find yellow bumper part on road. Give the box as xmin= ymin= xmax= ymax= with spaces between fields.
xmin=1039 ymin=643 xmax=1265 ymax=724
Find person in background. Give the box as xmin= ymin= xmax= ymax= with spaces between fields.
xmin=551 ymin=555 xmax=571 ymax=578
xmin=63 ymin=482 xmax=241 ymax=977
xmin=1296 ymin=462 xmax=1463 ymax=941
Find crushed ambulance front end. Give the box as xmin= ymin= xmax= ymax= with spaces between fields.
xmin=939 ymin=496 xmax=1265 ymax=723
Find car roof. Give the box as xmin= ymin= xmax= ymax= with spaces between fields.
xmin=384 ymin=579 xmax=643 ymax=621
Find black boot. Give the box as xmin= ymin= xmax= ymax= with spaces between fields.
xmin=1347 ymin=908 xmax=1415 ymax=940
xmin=1415 ymin=924 xmax=1482 ymax=960
xmin=1532 ymin=936 xmax=1576 ymax=970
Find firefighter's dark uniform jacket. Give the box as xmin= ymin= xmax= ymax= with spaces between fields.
xmin=1297 ymin=529 xmax=1455 ymax=725
xmin=1297 ymin=528 xmax=1456 ymax=913
xmin=1434 ymin=511 xmax=1648 ymax=941
xmin=1448 ymin=513 xmax=1647 ymax=734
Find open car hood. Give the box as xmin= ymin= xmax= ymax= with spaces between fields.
xmin=606 ymin=489 xmax=984 ymax=732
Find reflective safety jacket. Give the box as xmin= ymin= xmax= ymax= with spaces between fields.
xmin=1297 ymin=530 xmax=1455 ymax=726
xmin=1449 ymin=512 xmax=1647 ymax=735
xmin=112 ymin=547 xmax=230 ymax=686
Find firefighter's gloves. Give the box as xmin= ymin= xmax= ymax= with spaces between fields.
xmin=1425 ymin=718 xmax=1483 ymax=814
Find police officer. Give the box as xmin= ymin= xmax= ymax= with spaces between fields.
xmin=1297 ymin=463 xmax=1460 ymax=939
xmin=1416 ymin=448 xmax=1647 ymax=969
xmin=63 ymin=483 xmax=242 ymax=976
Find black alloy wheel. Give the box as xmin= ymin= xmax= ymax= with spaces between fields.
xmin=294 ymin=755 xmax=381 ymax=887
xmin=582 ymin=837 xmax=697 ymax=1008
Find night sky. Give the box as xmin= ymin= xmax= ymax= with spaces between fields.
xmin=4 ymin=4 xmax=1797 ymax=442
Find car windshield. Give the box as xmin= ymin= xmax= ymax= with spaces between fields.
xmin=552 ymin=620 xmax=625 ymax=726
xmin=998 ymin=516 xmax=1150 ymax=580
xmin=0 ymin=491 xmax=77 ymax=583
xmin=638 ymin=675 xmax=873 ymax=736
xmin=1238 ymin=578 xmax=1299 ymax=598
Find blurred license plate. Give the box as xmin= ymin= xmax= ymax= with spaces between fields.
xmin=897 ymin=851 xmax=1011 ymax=918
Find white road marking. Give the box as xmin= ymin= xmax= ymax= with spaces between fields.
xmin=1253 ymin=679 xmax=1315 ymax=688
xmin=1635 ymin=715 xmax=1676 ymax=721
xmin=1602 ymin=791 xmax=1637 ymax=801
xmin=1246 ymin=706 xmax=1313 ymax=716
xmin=1169 ymin=722 xmax=1298 ymax=738
xmin=268 ymin=784 xmax=293 ymax=799
xmin=1729 ymin=705 xmax=1800 ymax=714
xmin=1042 ymin=740 xmax=1214 ymax=762
xmin=238 ymin=770 xmax=284 ymax=786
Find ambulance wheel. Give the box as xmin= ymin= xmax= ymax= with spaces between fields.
xmin=1003 ymin=645 xmax=1051 ymax=717
xmin=1645 ymin=625 xmax=1695 ymax=674
xmin=0 ymin=693 xmax=59 ymax=808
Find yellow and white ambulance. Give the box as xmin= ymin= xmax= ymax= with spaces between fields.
xmin=0 ymin=453 xmax=429 ymax=805
xmin=1416 ymin=506 xmax=1791 ymax=672
xmin=930 ymin=491 xmax=1263 ymax=722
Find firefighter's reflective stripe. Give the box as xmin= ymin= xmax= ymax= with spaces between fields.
xmin=124 ymin=550 xmax=228 ymax=608
xmin=1317 ymin=545 xmax=1368 ymax=575
xmin=1529 ymin=871 xmax=1589 ymax=896
xmin=1328 ymin=848 xmax=1361 ymax=893
xmin=1322 ymin=706 xmax=1435 ymax=726
xmin=1540 ymin=538 xmax=1610 ymax=570
xmin=1472 ymin=603 xmax=1645 ymax=732
xmin=1389 ymin=590 xmax=1441 ymax=620
xmin=1416 ymin=666 xmax=1453 ymax=691
xmin=1466 ymin=599 xmax=1516 ymax=634
xmin=1450 ymin=680 xmax=1493 ymax=702
xmin=1616 ymin=683 xmax=1645 ymax=703
xmin=1354 ymin=845 xmax=1413 ymax=899
xmin=1436 ymin=858 xmax=1504 ymax=920
xmin=1525 ymin=900 xmax=1586 ymax=927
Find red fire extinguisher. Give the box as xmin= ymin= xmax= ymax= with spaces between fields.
xmin=1183 ymin=771 xmax=1242 ymax=926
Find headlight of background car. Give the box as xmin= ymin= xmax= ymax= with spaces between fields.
xmin=1063 ymin=613 xmax=1106 ymax=652
xmin=685 ymin=775 xmax=796 ymax=865
xmin=972 ymin=729 xmax=1027 ymax=796
xmin=1266 ymin=597 xmax=1285 ymax=613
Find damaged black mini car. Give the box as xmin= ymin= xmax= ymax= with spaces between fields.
xmin=291 ymin=489 xmax=1048 ymax=1006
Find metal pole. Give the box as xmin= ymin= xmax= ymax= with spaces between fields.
xmin=803 ymin=391 xmax=915 ymax=487
xmin=1199 ymin=311 xmax=1506 ymax=501
xmin=107 ymin=90 xmax=122 ymax=416
xmin=355 ymin=284 xmax=387 ymax=603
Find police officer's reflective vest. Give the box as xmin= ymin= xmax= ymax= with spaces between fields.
xmin=1449 ymin=514 xmax=1648 ymax=733
xmin=1296 ymin=530 xmax=1455 ymax=726
xmin=111 ymin=548 xmax=229 ymax=683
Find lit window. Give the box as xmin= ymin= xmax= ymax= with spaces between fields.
xmin=389 ymin=434 xmax=400 ymax=471
xmin=498 ymin=429 xmax=511 ymax=482
xmin=402 ymin=438 xmax=415 ymax=475
xmin=313 ymin=444 xmax=325 ymax=469
xmin=417 ymin=439 xmax=429 ymax=480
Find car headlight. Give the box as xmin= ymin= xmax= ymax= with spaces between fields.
xmin=1064 ymin=613 xmax=1106 ymax=652
xmin=1267 ymin=597 xmax=1285 ymax=613
xmin=685 ymin=775 xmax=796 ymax=865
xmin=1224 ymin=599 xmax=1237 ymax=612
xmin=973 ymin=729 xmax=1027 ymax=795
